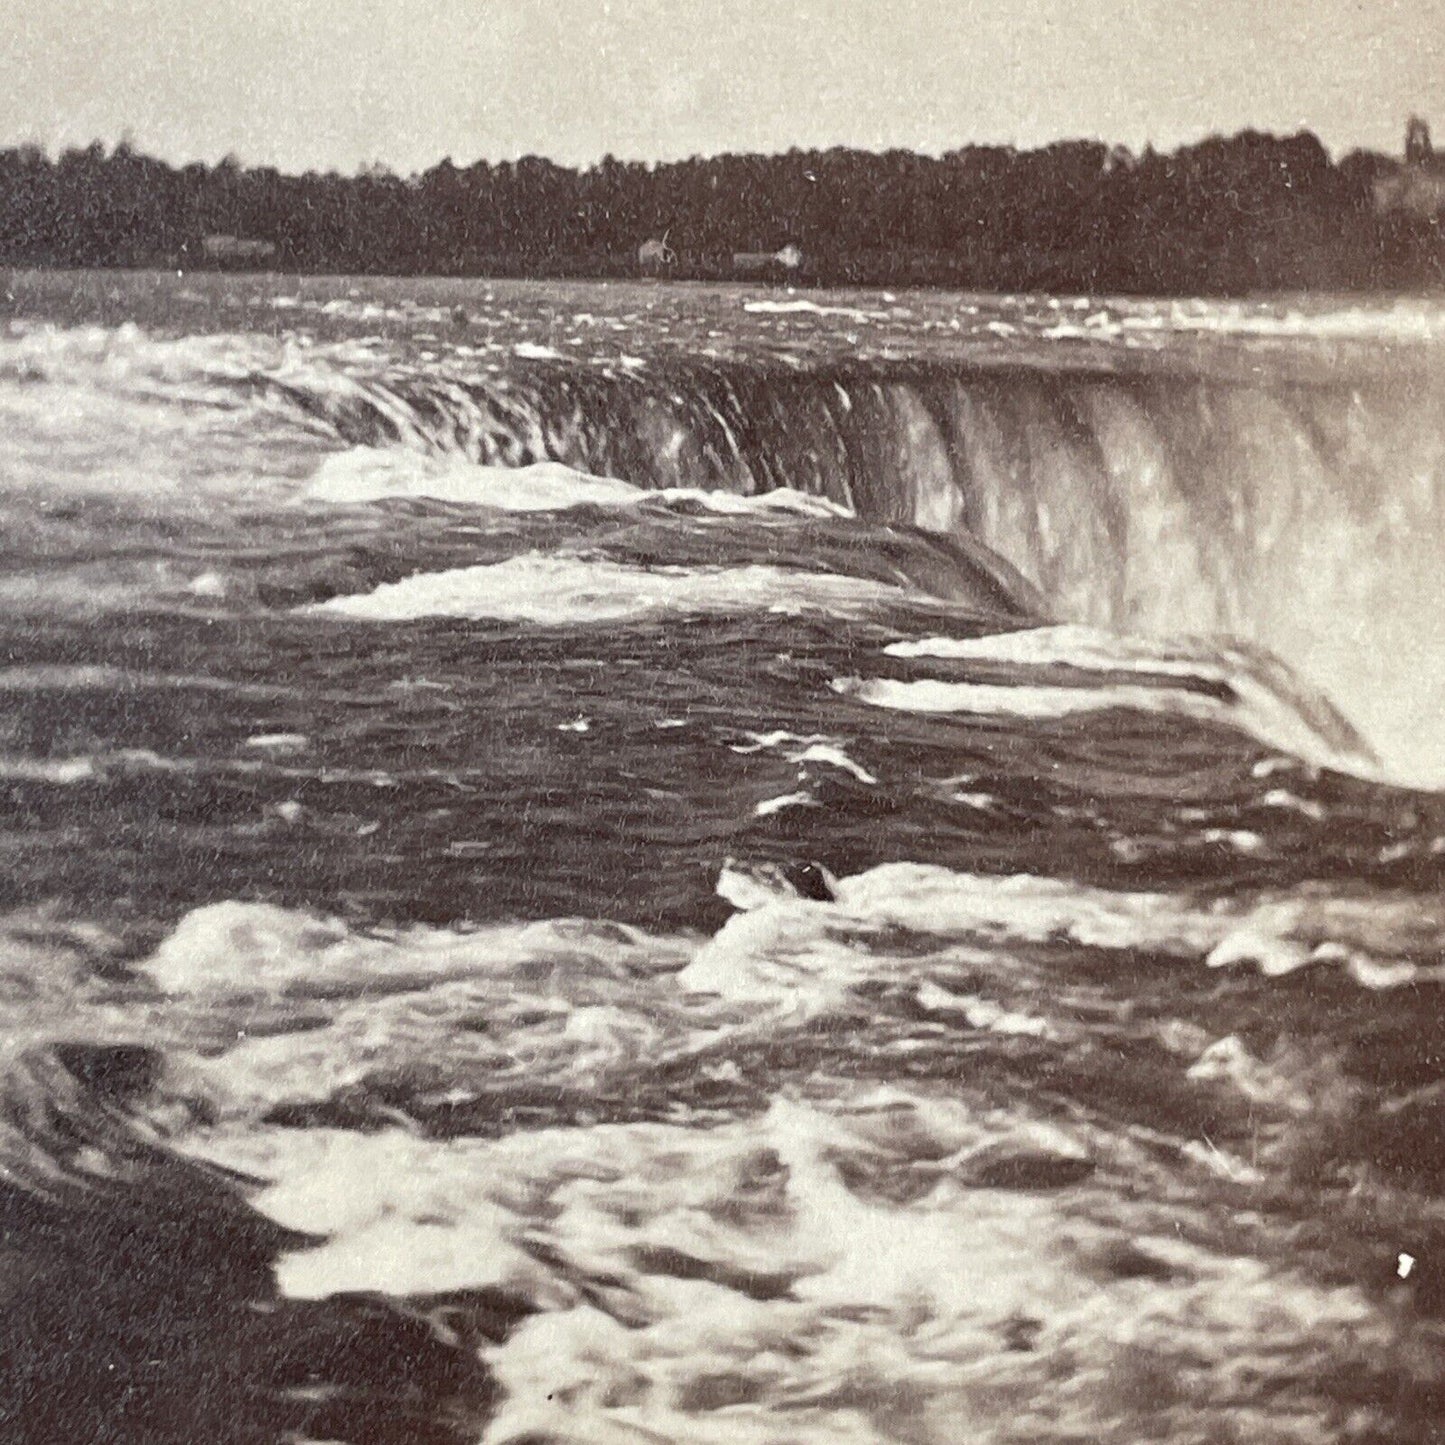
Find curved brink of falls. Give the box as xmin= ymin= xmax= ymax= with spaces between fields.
xmin=269 ymin=354 xmax=1445 ymax=786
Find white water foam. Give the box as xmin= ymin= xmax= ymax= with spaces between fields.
xmin=742 ymin=299 xmax=884 ymax=322
xmin=136 ymin=866 xmax=1445 ymax=1077
xmin=137 ymin=902 xmax=707 ymax=1121
xmin=657 ymin=485 xmax=851 ymax=519
xmin=729 ymin=731 xmax=879 ymax=785
xmin=999 ymin=297 xmax=1445 ymax=347
xmin=832 ymin=674 xmax=1356 ymax=775
xmin=683 ymin=860 xmax=1445 ymax=1008
xmin=858 ymin=623 xmax=1380 ymax=777
xmin=305 ymin=554 xmax=914 ymax=625
xmin=753 ymin=791 xmax=819 ymax=817
xmin=0 ymin=749 xmax=189 ymax=784
xmin=302 ymin=445 xmax=850 ymax=517
xmin=513 ymin=341 xmax=567 ymax=360
xmin=303 ymin=449 xmax=647 ymax=507
xmin=125 ymin=861 xmax=1440 ymax=1113
xmin=1143 ymin=298 xmax=1445 ymax=345
xmin=143 ymin=900 xmax=691 ymax=1001
xmin=112 ymin=859 xmax=1440 ymax=1150
xmin=885 ymin=623 xmax=1227 ymax=672
xmin=0 ymin=323 xmax=323 ymax=506
xmin=189 ymin=1085 xmax=1385 ymax=1445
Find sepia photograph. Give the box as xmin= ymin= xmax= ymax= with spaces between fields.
xmin=2 ymin=2 xmax=1445 ymax=1440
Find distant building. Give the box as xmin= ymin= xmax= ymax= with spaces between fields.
xmin=638 ymin=233 xmax=676 ymax=269
xmin=733 ymin=243 xmax=804 ymax=273
xmin=201 ymin=234 xmax=277 ymax=262
xmin=1372 ymin=117 xmax=1445 ymax=218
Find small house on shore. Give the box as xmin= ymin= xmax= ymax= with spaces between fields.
xmin=733 ymin=243 xmax=804 ymax=274
xmin=638 ymin=233 xmax=676 ymax=269
xmin=1373 ymin=118 xmax=1445 ymax=218
xmin=200 ymin=234 xmax=277 ymax=263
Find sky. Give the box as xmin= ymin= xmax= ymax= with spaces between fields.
xmin=3 ymin=0 xmax=1444 ymax=174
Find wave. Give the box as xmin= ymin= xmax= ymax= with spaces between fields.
xmin=849 ymin=622 xmax=1378 ymax=776
xmin=683 ymin=860 xmax=1445 ymax=1002
xmin=304 ymin=449 xmax=648 ymax=508
xmin=742 ymin=299 xmax=885 ymax=321
xmin=0 ymin=749 xmax=190 ymax=784
xmin=301 ymin=445 xmax=851 ymax=518
xmin=1115 ymin=296 xmax=1445 ymax=344
xmin=833 ymin=672 xmax=1370 ymax=776
xmin=121 ymin=865 xmax=1445 ymax=1128
xmin=301 ymin=553 xmax=930 ymax=625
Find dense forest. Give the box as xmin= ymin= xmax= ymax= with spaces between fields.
xmin=0 ymin=130 xmax=1440 ymax=293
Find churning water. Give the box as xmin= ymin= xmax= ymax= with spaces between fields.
xmin=2 ymin=269 xmax=1445 ymax=1443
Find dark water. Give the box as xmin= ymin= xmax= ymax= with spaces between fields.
xmin=2 ymin=270 xmax=1445 ymax=1443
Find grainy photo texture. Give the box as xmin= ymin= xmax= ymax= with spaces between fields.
xmin=1 ymin=3 xmax=1444 ymax=1441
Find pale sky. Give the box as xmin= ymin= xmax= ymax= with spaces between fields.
xmin=3 ymin=0 xmax=1443 ymax=173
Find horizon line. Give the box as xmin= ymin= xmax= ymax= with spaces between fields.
xmin=0 ymin=121 xmax=1413 ymax=179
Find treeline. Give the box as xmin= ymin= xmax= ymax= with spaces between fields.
xmin=0 ymin=131 xmax=1439 ymax=293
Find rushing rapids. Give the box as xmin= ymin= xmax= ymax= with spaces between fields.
xmin=1 ymin=270 xmax=1445 ymax=1443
